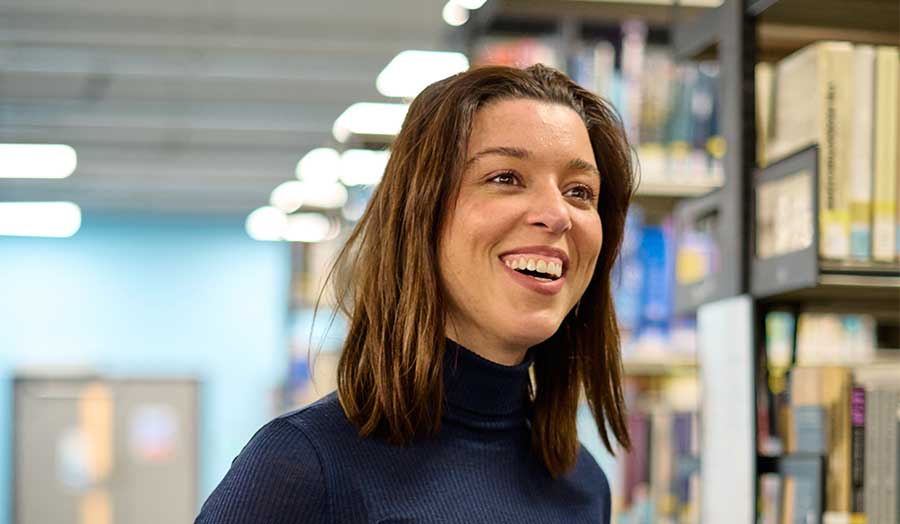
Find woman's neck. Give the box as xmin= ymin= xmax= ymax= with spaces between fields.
xmin=444 ymin=331 xmax=528 ymax=366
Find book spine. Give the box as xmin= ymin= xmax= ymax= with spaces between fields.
xmin=849 ymin=45 xmax=875 ymax=261
xmin=896 ymin=400 xmax=900 ymax=524
xmin=873 ymin=46 xmax=899 ymax=262
xmin=866 ymin=390 xmax=882 ymax=523
xmin=885 ymin=390 xmax=900 ymax=524
xmin=818 ymin=43 xmax=854 ymax=260
xmin=850 ymin=386 xmax=866 ymax=514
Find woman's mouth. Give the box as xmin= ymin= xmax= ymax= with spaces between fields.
xmin=498 ymin=256 xmax=567 ymax=295
xmin=503 ymin=256 xmax=562 ymax=281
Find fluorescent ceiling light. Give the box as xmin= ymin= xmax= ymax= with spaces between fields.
xmin=245 ymin=206 xmax=287 ymax=241
xmin=270 ymin=180 xmax=348 ymax=211
xmin=333 ymin=103 xmax=409 ymax=143
xmin=296 ymin=147 xmax=341 ymax=183
xmin=442 ymin=1 xmax=469 ymax=26
xmin=340 ymin=149 xmax=390 ymax=186
xmin=452 ymin=0 xmax=487 ymax=9
xmin=270 ymin=181 xmax=305 ymax=213
xmin=377 ymin=50 xmax=469 ymax=98
xmin=0 ymin=144 xmax=77 ymax=179
xmin=282 ymin=213 xmax=340 ymax=243
xmin=302 ymin=181 xmax=348 ymax=209
xmin=0 ymin=202 xmax=82 ymax=238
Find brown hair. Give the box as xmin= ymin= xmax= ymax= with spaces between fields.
xmin=324 ymin=64 xmax=634 ymax=476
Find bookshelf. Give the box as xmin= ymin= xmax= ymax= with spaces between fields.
xmin=671 ymin=0 xmax=900 ymax=522
xmin=751 ymin=145 xmax=900 ymax=304
xmin=459 ymin=5 xmax=716 ymax=523
xmin=674 ymin=0 xmax=900 ymax=61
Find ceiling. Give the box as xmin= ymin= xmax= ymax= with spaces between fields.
xmin=0 ymin=0 xmax=449 ymax=215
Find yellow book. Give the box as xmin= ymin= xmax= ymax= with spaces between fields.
xmin=790 ymin=366 xmax=852 ymax=512
xmin=872 ymin=46 xmax=899 ymax=262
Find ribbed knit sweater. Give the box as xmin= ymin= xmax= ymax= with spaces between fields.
xmin=196 ymin=340 xmax=611 ymax=523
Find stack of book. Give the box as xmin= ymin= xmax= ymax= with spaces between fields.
xmin=759 ymin=311 xmax=900 ymax=524
xmin=616 ymin=375 xmax=701 ymax=524
xmin=756 ymin=42 xmax=900 ymax=263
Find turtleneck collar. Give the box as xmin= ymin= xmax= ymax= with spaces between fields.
xmin=442 ymin=338 xmax=536 ymax=418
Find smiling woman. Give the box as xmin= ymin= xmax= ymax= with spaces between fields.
xmin=197 ymin=64 xmax=636 ymax=524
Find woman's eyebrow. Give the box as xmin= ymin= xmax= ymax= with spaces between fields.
xmin=465 ymin=146 xmax=600 ymax=178
xmin=567 ymin=158 xmax=601 ymax=178
xmin=465 ymin=146 xmax=530 ymax=170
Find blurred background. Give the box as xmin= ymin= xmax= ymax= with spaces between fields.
xmin=2 ymin=0 xmax=898 ymax=523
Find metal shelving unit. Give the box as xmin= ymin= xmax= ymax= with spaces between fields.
xmin=670 ymin=0 xmax=900 ymax=522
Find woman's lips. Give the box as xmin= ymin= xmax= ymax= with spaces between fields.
xmin=498 ymin=258 xmax=566 ymax=296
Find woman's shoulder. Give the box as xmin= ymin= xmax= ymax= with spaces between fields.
xmin=195 ymin=392 xmax=350 ymax=523
xmin=275 ymin=391 xmax=357 ymax=446
xmin=572 ymin=445 xmax=612 ymax=524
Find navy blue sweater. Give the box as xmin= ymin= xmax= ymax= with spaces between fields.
xmin=196 ymin=340 xmax=611 ymax=523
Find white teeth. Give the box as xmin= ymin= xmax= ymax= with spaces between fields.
xmin=503 ymin=256 xmax=564 ymax=278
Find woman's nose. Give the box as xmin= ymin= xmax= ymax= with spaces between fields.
xmin=526 ymin=184 xmax=572 ymax=235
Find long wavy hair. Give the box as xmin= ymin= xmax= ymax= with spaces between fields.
xmin=322 ymin=63 xmax=635 ymax=476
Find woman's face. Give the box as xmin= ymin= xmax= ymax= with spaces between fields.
xmin=439 ymin=98 xmax=604 ymax=365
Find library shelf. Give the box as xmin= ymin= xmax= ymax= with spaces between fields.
xmin=674 ymin=0 xmax=899 ymax=61
xmin=468 ymin=0 xmax=714 ymax=30
xmin=636 ymin=178 xmax=722 ymax=199
xmin=623 ymin=357 xmax=698 ymax=376
xmin=751 ymin=146 xmax=900 ymax=305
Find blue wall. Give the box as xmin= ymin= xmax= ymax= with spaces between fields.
xmin=0 ymin=212 xmax=291 ymax=521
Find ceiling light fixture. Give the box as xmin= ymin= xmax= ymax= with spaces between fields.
xmin=339 ymin=149 xmax=390 ymax=186
xmin=332 ymin=103 xmax=409 ymax=143
xmin=442 ymin=1 xmax=470 ymax=26
xmin=0 ymin=144 xmax=78 ymax=179
xmin=296 ymin=147 xmax=341 ymax=183
xmin=281 ymin=213 xmax=340 ymax=243
xmin=245 ymin=206 xmax=288 ymax=241
xmin=376 ymin=50 xmax=469 ymax=98
xmin=0 ymin=202 xmax=82 ymax=237
xmin=451 ymin=0 xmax=487 ymax=9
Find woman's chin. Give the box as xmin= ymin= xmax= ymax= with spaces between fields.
xmin=502 ymin=317 xmax=565 ymax=349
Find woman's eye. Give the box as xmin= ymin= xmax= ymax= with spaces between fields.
xmin=566 ymin=185 xmax=595 ymax=201
xmin=489 ymin=171 xmax=519 ymax=185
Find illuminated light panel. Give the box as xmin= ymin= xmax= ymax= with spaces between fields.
xmin=0 ymin=144 xmax=77 ymax=179
xmin=296 ymin=147 xmax=341 ymax=183
xmin=245 ymin=206 xmax=287 ymax=241
xmin=340 ymin=149 xmax=390 ymax=186
xmin=377 ymin=50 xmax=469 ymax=98
xmin=442 ymin=1 xmax=469 ymax=26
xmin=0 ymin=202 xmax=82 ymax=237
xmin=270 ymin=181 xmax=305 ymax=213
xmin=282 ymin=213 xmax=340 ymax=243
xmin=452 ymin=0 xmax=487 ymax=9
xmin=332 ymin=103 xmax=409 ymax=143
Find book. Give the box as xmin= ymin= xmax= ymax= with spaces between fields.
xmin=790 ymin=366 xmax=852 ymax=512
xmin=767 ymin=41 xmax=854 ymax=260
xmin=849 ymin=45 xmax=876 ymax=261
xmin=865 ymin=389 xmax=882 ymax=524
xmin=849 ymin=386 xmax=865 ymax=515
xmin=872 ymin=46 xmax=899 ymax=262
xmin=795 ymin=313 xmax=876 ymax=365
xmin=781 ymin=455 xmax=826 ymax=524
xmin=756 ymin=62 xmax=774 ymax=168
xmin=882 ymin=389 xmax=899 ymax=523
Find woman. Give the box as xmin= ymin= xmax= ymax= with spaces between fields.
xmin=197 ymin=64 xmax=634 ymax=523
